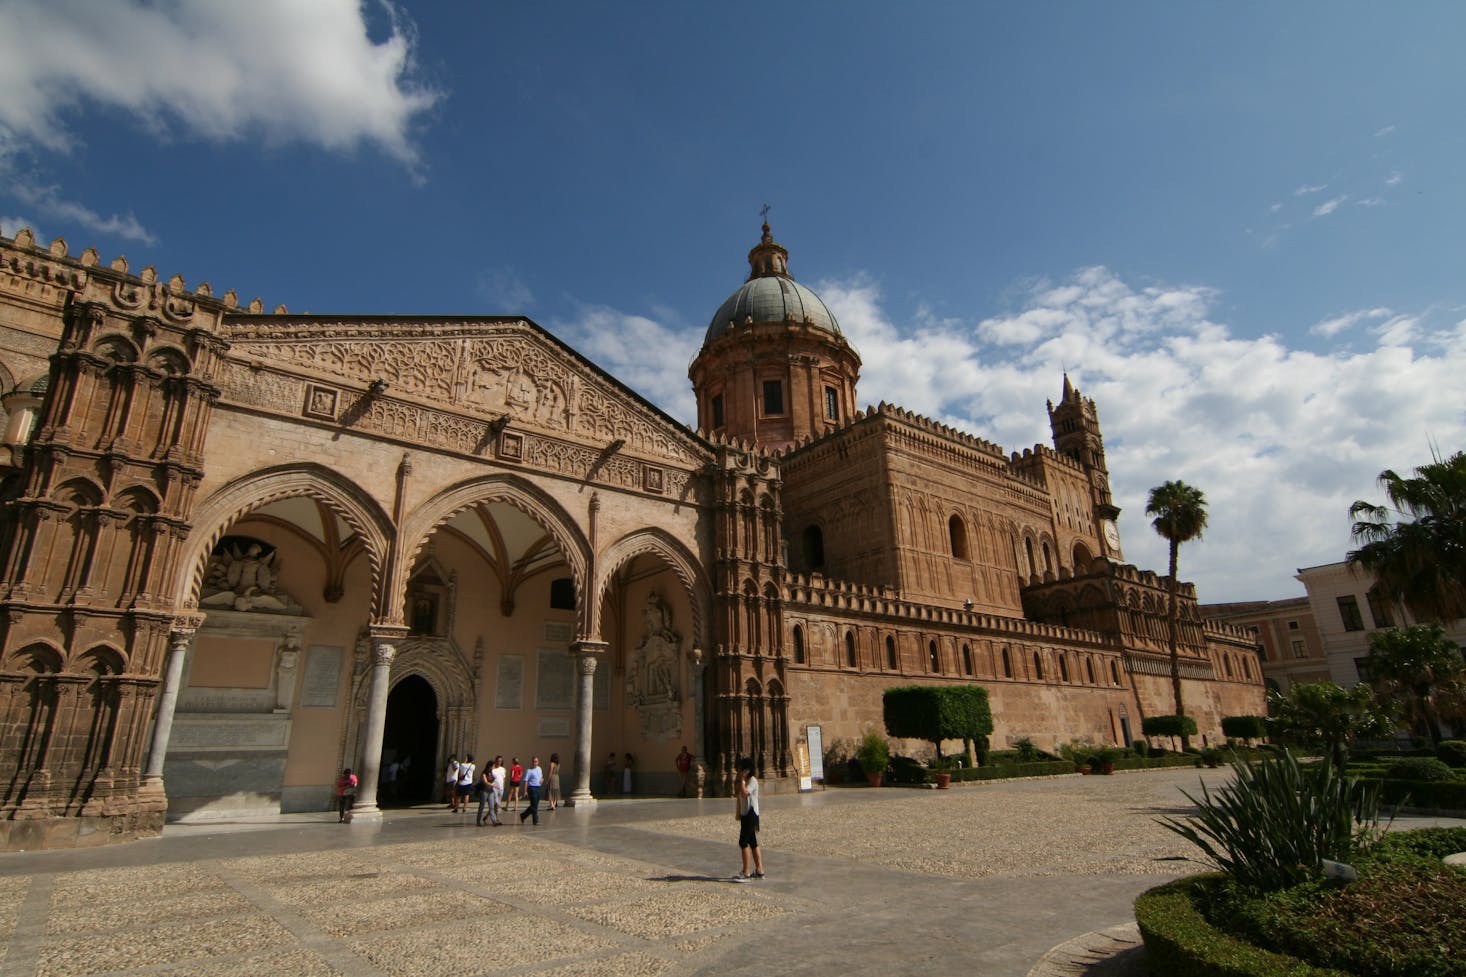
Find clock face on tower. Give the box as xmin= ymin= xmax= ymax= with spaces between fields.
xmin=1101 ymin=519 xmax=1122 ymax=555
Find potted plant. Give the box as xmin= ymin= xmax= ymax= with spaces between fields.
xmin=1090 ymin=744 xmax=1121 ymax=775
xmin=1060 ymin=740 xmax=1094 ymax=774
xmin=857 ymin=729 xmax=890 ymax=787
xmin=931 ymin=755 xmax=955 ymax=789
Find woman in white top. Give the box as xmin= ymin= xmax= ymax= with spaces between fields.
xmin=735 ymin=757 xmax=764 ymax=879
xmin=444 ymin=755 xmax=460 ymax=810
xmin=456 ymin=755 xmax=476 ymax=814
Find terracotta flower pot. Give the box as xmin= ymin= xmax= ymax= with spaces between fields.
xmin=865 ymin=771 xmax=883 ymax=787
xmin=934 ymin=772 xmax=952 ymax=789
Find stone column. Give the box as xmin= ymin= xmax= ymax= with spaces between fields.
xmin=352 ymin=627 xmax=406 ymax=820
xmin=688 ymin=646 xmax=708 ymax=798
xmin=142 ymin=614 xmax=203 ymax=783
xmin=566 ymin=639 xmax=607 ymax=807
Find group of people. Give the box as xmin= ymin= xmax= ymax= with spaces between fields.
xmin=443 ymin=753 xmax=560 ymax=826
xmin=602 ymin=751 xmax=637 ymax=794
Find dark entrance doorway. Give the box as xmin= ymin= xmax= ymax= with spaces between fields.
xmin=382 ymin=675 xmax=438 ymax=806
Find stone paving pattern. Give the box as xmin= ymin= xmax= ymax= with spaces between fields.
xmin=2 ymin=767 xmax=1460 ymax=977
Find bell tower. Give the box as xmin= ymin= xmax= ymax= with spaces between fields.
xmin=689 ymin=222 xmax=860 ymax=452
xmin=1048 ymin=374 xmax=1123 ymax=557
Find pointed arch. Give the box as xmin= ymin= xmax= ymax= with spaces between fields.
xmin=596 ymin=527 xmax=712 ymax=648
xmin=173 ymin=463 xmax=393 ymax=617
xmin=396 ymin=474 xmax=590 ymax=627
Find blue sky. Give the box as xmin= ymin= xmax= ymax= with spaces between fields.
xmin=2 ymin=1 xmax=1463 ymax=603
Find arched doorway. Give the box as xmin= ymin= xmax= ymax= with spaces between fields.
xmin=382 ymin=675 xmax=438 ymax=806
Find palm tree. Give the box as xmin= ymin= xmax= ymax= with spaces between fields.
xmin=1363 ymin=624 xmax=1465 ymax=747
xmin=1146 ymin=480 xmax=1208 ymax=749
xmin=1266 ymin=681 xmax=1395 ymax=771
xmin=1348 ymin=451 xmax=1466 ymax=623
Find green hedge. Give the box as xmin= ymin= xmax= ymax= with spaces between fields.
xmin=1373 ymin=777 xmax=1466 ymax=811
xmin=883 ymin=685 xmax=993 ymax=758
xmin=1135 ymin=875 xmax=1353 ymax=977
xmin=949 ymin=759 xmax=1074 ymax=781
xmin=1113 ymin=753 xmax=1206 ymax=772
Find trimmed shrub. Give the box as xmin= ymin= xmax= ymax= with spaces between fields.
xmin=883 ymin=685 xmax=993 ymax=760
xmin=1375 ymin=778 xmax=1466 ymax=811
xmin=1144 ymin=714 xmax=1200 ymax=740
xmin=1438 ymin=740 xmax=1466 ymax=768
xmin=1133 ymin=739 xmax=1150 ymax=757
xmin=1222 ymin=715 xmax=1269 ymax=741
xmin=1134 ymin=875 xmax=1351 ymax=977
xmin=886 ymin=754 xmax=927 ymax=785
xmin=1386 ymin=757 xmax=1456 ymax=782
xmin=1112 ymin=753 xmax=1199 ymax=772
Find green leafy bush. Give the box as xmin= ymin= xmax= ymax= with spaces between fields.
xmin=1144 ymin=714 xmax=1199 ymax=747
xmin=1437 ymin=739 xmax=1466 ymax=768
xmin=1222 ymin=715 xmax=1269 ymax=741
xmin=1375 ymin=777 xmax=1466 ymax=810
xmin=1386 ymin=756 xmax=1457 ymax=781
xmin=883 ymin=685 xmax=993 ymax=760
xmin=1132 ymin=739 xmax=1150 ymax=757
xmin=1158 ymin=749 xmax=1382 ymax=893
xmin=1370 ymin=826 xmax=1466 ymax=864
xmin=886 ymin=754 xmax=927 ymax=785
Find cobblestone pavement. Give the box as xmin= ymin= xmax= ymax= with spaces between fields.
xmin=1 ymin=767 xmax=1459 ymax=977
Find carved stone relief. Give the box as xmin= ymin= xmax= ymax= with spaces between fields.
xmin=625 ymin=591 xmax=683 ymax=739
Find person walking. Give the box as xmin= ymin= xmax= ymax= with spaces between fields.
xmin=486 ymin=754 xmax=506 ymax=826
xmin=334 ymin=768 xmax=358 ymax=823
xmin=444 ymin=754 xmax=460 ymax=810
xmin=676 ymin=745 xmax=693 ymax=797
xmin=456 ymin=755 xmax=476 ymax=815
xmin=507 ymin=757 xmax=524 ymax=810
xmin=735 ymin=757 xmax=764 ymax=879
xmin=603 ymin=752 xmax=618 ymax=795
xmin=622 ymin=752 xmax=634 ymax=795
xmin=519 ymin=756 xmax=544 ymax=824
xmin=546 ymin=753 xmax=562 ymax=811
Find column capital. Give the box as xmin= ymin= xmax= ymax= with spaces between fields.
xmin=570 ymin=639 xmax=608 ymax=656
xmin=169 ymin=612 xmax=206 ymax=645
xmin=368 ymin=623 xmax=410 ymax=642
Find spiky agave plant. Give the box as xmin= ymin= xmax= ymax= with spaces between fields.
xmin=1158 ymin=749 xmax=1384 ymax=892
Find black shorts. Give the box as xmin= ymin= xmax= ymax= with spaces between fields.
xmin=738 ymin=812 xmax=760 ymax=849
xmin=456 ymin=783 xmax=472 ymax=798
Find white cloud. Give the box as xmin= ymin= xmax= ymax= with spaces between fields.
xmin=1356 ymin=197 xmax=1386 ymax=208
xmin=813 ymin=269 xmax=1466 ymax=604
xmin=554 ymin=268 xmax=1466 ymax=606
xmin=1294 ymin=184 xmax=1327 ymax=196
xmin=476 ymin=268 xmax=535 ymax=312
xmin=1385 ymin=170 xmax=1403 ymax=187
xmin=1374 ymin=125 xmax=1396 ymax=138
xmin=0 ymin=0 xmax=440 ymax=167
xmin=550 ymin=304 xmax=699 ymax=423
xmin=1309 ymin=307 xmax=1391 ymax=338
xmin=0 ymin=216 xmax=39 ymax=239
xmin=1312 ymin=195 xmax=1347 ymax=217
xmin=8 ymin=179 xmax=154 ymax=244
xmin=1268 ymin=202 xmax=1284 ymax=213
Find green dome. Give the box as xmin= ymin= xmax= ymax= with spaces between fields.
xmin=705 ymin=275 xmax=841 ymax=345
xmin=703 ymin=221 xmax=842 ymax=346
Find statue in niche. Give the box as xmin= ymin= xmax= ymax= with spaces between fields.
xmin=200 ymin=539 xmax=302 ymax=613
xmin=625 ymin=591 xmax=683 ymax=739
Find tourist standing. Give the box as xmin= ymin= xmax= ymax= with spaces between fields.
xmin=456 ymin=755 xmax=476 ymax=814
xmin=520 ymin=756 xmax=544 ymax=824
xmin=622 ymin=752 xmax=634 ymax=795
xmin=334 ymin=768 xmax=357 ymax=823
xmin=546 ymin=753 xmax=562 ymax=810
xmin=735 ymin=757 xmax=764 ymax=879
xmin=675 ymin=745 xmax=693 ymax=797
xmin=603 ymin=752 xmax=618 ymax=794
xmin=444 ymin=754 xmax=460 ymax=810
xmin=508 ymin=757 xmax=524 ymax=810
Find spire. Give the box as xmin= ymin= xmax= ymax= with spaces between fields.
xmin=746 ymin=219 xmax=791 ymax=280
xmin=1061 ymin=372 xmax=1077 ymax=402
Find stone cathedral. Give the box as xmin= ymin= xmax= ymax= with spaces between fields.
xmin=0 ymin=222 xmax=1263 ymax=848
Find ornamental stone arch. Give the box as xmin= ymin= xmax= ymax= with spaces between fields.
xmin=394 ymin=474 xmax=590 ymax=629
xmin=340 ymin=631 xmax=479 ymax=777
xmin=594 ymin=528 xmax=711 ymax=649
xmin=171 ymin=463 xmax=393 ymax=617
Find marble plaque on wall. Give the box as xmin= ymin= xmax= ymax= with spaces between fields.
xmin=495 ymin=654 xmax=523 ymax=709
xmin=536 ymin=648 xmax=573 ymax=710
xmin=538 ymin=716 xmax=571 ymax=738
xmin=300 ymin=646 xmax=343 ymax=708
xmin=543 ymin=621 xmax=574 ymax=644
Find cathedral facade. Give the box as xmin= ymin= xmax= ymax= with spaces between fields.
xmin=0 ymin=223 xmax=1263 ymax=848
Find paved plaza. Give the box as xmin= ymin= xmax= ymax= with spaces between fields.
xmin=1 ymin=767 xmax=1459 ymax=977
